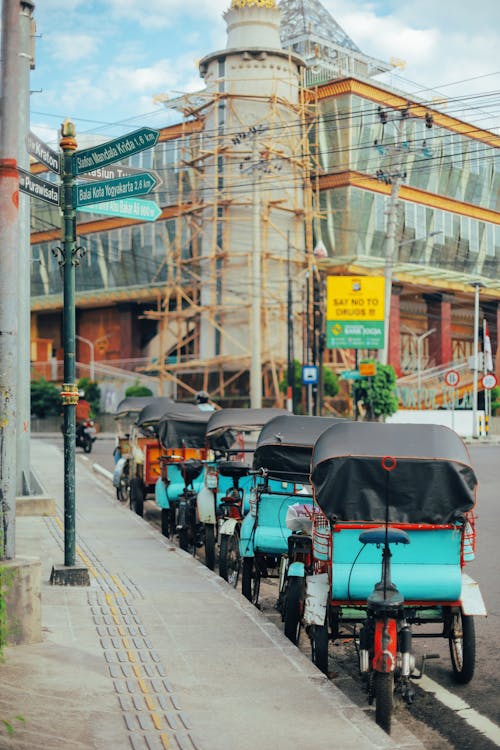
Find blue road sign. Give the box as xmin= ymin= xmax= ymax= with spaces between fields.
xmin=302 ymin=365 xmax=319 ymax=385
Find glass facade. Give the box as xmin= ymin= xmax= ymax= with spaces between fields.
xmin=319 ymin=186 xmax=500 ymax=277
xmin=30 ymin=87 xmax=500 ymax=304
xmin=317 ymin=93 xmax=500 ymax=211
xmin=315 ymin=92 xmax=500 ymax=279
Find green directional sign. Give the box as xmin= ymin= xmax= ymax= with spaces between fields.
xmin=73 ymin=127 xmax=160 ymax=175
xmin=77 ymin=198 xmax=162 ymax=222
xmin=74 ymin=172 xmax=157 ymax=207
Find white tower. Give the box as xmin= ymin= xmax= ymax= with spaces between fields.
xmin=196 ymin=0 xmax=307 ymax=405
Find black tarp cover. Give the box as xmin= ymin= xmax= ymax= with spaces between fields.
xmin=135 ymin=398 xmax=176 ymax=432
xmin=157 ymin=403 xmax=212 ymax=449
xmin=114 ymin=396 xmax=155 ymax=418
xmin=253 ymin=415 xmax=346 ymax=482
xmin=205 ymin=408 xmax=290 ymax=450
xmin=311 ymin=422 xmax=477 ymax=524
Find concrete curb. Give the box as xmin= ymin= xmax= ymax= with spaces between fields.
xmin=92 ymin=462 xmax=114 ymax=482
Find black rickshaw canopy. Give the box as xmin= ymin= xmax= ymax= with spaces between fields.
xmin=311 ymin=422 xmax=477 ymax=525
xmin=157 ymin=402 xmax=212 ymax=449
xmin=253 ymin=415 xmax=346 ymax=483
xmin=114 ymin=396 xmax=156 ymax=418
xmin=135 ymin=397 xmax=176 ymax=434
xmin=205 ymin=407 xmax=289 ymax=449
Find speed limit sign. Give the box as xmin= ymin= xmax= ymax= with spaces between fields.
xmin=444 ymin=369 xmax=460 ymax=387
xmin=482 ymin=373 xmax=497 ymax=390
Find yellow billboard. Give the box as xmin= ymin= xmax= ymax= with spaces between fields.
xmin=327 ymin=276 xmax=385 ymax=321
xmin=326 ymin=276 xmax=385 ymax=349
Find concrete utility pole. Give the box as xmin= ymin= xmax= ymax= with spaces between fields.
xmin=375 ymin=105 xmax=433 ymax=366
xmin=0 ymin=0 xmax=22 ymax=558
xmin=17 ymin=0 xmax=35 ymax=496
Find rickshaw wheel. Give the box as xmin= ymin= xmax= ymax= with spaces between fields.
xmin=242 ymin=557 xmax=260 ymax=605
xmin=284 ymin=577 xmax=304 ymax=645
xmin=161 ymin=508 xmax=170 ymax=538
xmin=116 ymin=475 xmax=129 ymax=503
xmin=219 ymin=532 xmax=240 ymax=587
xmin=310 ymin=621 xmax=329 ymax=674
xmin=375 ymin=672 xmax=393 ymax=734
xmin=179 ymin=527 xmax=189 ymax=552
xmin=129 ymin=478 xmax=144 ymax=517
xmin=449 ymin=608 xmax=475 ymax=684
xmin=204 ymin=524 xmax=216 ymax=571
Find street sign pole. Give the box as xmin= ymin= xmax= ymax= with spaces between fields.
xmin=50 ymin=120 xmax=89 ymax=586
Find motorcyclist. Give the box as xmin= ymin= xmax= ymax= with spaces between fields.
xmin=195 ymin=390 xmax=215 ymax=412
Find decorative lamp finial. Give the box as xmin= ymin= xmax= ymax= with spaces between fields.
xmin=230 ymin=0 xmax=277 ymax=8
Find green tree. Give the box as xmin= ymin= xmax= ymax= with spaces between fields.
xmin=125 ymin=382 xmax=153 ymax=398
xmin=491 ymin=386 xmax=499 ymax=416
xmin=279 ymin=360 xmax=339 ymax=412
xmin=355 ymin=360 xmax=398 ymax=421
xmin=30 ymin=378 xmax=61 ymax=418
xmin=77 ymin=377 xmax=101 ymax=416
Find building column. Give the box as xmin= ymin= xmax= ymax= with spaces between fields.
xmin=388 ymin=285 xmax=403 ymax=376
xmin=424 ymin=293 xmax=453 ymax=367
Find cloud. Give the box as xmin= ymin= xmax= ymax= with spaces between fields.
xmin=48 ymin=33 xmax=100 ymax=63
xmin=104 ymin=0 xmax=229 ymax=29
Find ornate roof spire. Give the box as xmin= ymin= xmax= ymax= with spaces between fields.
xmin=230 ymin=0 xmax=277 ymax=8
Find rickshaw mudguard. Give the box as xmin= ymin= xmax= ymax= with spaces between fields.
xmin=112 ymin=457 xmax=128 ymax=488
xmin=197 ymin=486 xmax=216 ymax=524
xmin=220 ymin=518 xmax=239 ymax=537
xmin=303 ymin=573 xmax=329 ymax=626
xmin=287 ymin=561 xmax=305 ymax=578
xmin=460 ymin=573 xmax=487 ymax=616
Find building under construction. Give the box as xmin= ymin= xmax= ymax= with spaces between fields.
xmin=30 ymin=0 xmax=500 ymax=410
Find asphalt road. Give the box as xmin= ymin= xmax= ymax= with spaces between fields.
xmin=47 ymin=435 xmax=500 ymax=749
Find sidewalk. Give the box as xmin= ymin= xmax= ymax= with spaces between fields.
xmin=0 ymin=440 xmax=423 ymax=750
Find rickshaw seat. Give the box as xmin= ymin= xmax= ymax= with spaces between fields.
xmin=331 ymin=526 xmax=463 ymax=602
xmin=217 ymin=461 xmax=250 ymax=481
xmin=250 ymin=493 xmax=314 ymax=554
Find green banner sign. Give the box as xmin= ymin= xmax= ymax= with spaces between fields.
xmin=327 ymin=320 xmax=384 ymax=349
xmin=74 ymin=172 xmax=156 ymax=206
xmin=77 ymin=198 xmax=161 ymax=222
xmin=73 ymin=127 xmax=159 ymax=175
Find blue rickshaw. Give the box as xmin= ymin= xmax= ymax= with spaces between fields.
xmin=197 ymin=407 xmax=289 ymax=577
xmin=293 ymin=422 xmax=486 ymax=734
xmin=156 ymin=402 xmax=212 ymax=550
xmin=239 ymin=415 xmax=344 ymax=606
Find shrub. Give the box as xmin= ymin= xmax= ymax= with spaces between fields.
xmin=125 ymin=383 xmax=153 ymax=398
xmin=30 ymin=378 xmax=61 ymax=418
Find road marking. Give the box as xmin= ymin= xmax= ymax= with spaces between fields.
xmin=420 ymin=675 xmax=500 ymax=744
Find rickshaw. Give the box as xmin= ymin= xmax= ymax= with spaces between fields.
xmin=239 ymin=415 xmax=344 ymax=606
xmin=127 ymin=397 xmax=175 ymax=516
xmin=112 ymin=396 xmax=157 ymax=502
xmin=197 ymin=407 xmax=288 ymax=578
xmin=294 ymin=422 xmax=486 ymax=734
xmin=156 ymin=402 xmax=211 ymax=551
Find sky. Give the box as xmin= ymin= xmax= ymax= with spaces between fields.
xmin=24 ymin=0 xmax=500 ymax=146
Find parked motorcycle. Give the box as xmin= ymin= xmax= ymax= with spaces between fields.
xmin=76 ymin=420 xmax=96 ymax=453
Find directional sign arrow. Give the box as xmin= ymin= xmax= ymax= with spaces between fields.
xmin=77 ymin=198 xmax=162 ymax=222
xmin=18 ymin=168 xmax=60 ymax=206
xmin=81 ymin=163 xmax=163 ymax=188
xmin=74 ymin=172 xmax=157 ymax=207
xmin=73 ymin=127 xmax=160 ymax=176
xmin=25 ymin=130 xmax=60 ymax=173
